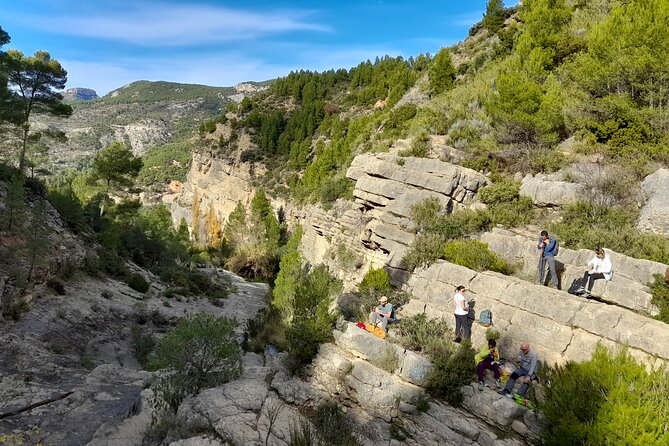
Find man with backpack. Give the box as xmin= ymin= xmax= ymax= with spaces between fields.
xmin=537 ymin=230 xmax=558 ymax=289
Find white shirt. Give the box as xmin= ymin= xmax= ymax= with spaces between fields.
xmin=454 ymin=292 xmax=469 ymax=315
xmin=588 ymin=255 xmax=613 ymax=281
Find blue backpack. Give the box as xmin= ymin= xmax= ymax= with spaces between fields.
xmin=479 ymin=309 xmax=493 ymax=326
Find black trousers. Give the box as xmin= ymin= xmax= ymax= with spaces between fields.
xmin=582 ymin=271 xmax=605 ymax=291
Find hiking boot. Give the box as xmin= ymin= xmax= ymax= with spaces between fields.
xmin=478 ymin=381 xmax=485 ymax=391
xmin=497 ymin=388 xmax=508 ymax=396
xmin=505 ymin=392 xmax=514 ymax=399
xmin=575 ymin=286 xmax=586 ymax=294
xmin=495 ymin=380 xmax=503 ymax=390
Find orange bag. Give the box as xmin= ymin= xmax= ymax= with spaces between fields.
xmin=364 ymin=323 xmax=386 ymax=339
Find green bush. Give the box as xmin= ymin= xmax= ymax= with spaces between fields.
xmin=650 ymin=274 xmax=669 ymax=324
xmin=358 ymin=267 xmax=392 ymax=295
xmin=478 ymin=180 xmax=521 ymax=205
xmin=539 ymin=344 xmax=669 ymax=445
xmin=550 ymin=202 xmax=669 ymax=264
xmin=371 ymin=346 xmax=400 ymax=373
xmin=443 ymin=239 xmax=513 ymax=274
xmin=150 ymin=314 xmax=242 ymax=410
xmin=425 ymin=341 xmax=475 ymax=406
xmin=130 ymin=323 xmax=155 ymax=368
xmin=285 ymin=265 xmax=342 ymax=372
xmin=478 ymin=181 xmax=535 ymax=227
xmin=393 ymin=313 xmax=453 ymax=358
xmin=126 ymin=273 xmax=150 ymax=293
xmin=402 ymin=233 xmax=447 ymax=271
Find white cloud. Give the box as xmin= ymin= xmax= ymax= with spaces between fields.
xmin=14 ymin=3 xmax=329 ymax=46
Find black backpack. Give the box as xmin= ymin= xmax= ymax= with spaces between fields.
xmin=567 ymin=278 xmax=584 ymax=295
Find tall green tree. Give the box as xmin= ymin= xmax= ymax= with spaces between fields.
xmin=91 ymin=141 xmax=143 ymax=188
xmin=482 ymin=0 xmax=507 ymax=34
xmin=1 ymin=50 xmax=72 ymax=171
xmin=0 ymin=26 xmax=21 ymax=128
xmin=428 ymin=48 xmax=456 ymax=96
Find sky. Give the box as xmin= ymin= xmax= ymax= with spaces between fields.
xmin=0 ymin=0 xmax=516 ymax=96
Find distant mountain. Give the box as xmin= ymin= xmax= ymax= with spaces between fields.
xmin=36 ymin=80 xmax=267 ymax=173
xmin=63 ymin=87 xmax=99 ymax=102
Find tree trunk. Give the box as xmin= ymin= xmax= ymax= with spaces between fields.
xmin=18 ymin=124 xmax=29 ymax=172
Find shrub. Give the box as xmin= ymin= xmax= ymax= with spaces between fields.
xmin=358 ymin=267 xmax=392 ymax=295
xmin=130 ymin=323 xmax=155 ymax=368
xmin=402 ymin=233 xmax=447 ymax=271
xmin=46 ymin=278 xmax=66 ymax=295
xmin=126 ymin=273 xmax=150 ymax=293
xmin=393 ymin=313 xmax=453 ymax=358
xmin=285 ymin=266 xmax=342 ymax=372
xmin=478 ymin=180 xmax=521 ymax=205
xmin=478 ymin=181 xmax=535 ymax=227
xmin=371 ymin=346 xmax=400 ymax=373
xmin=443 ymin=239 xmax=513 ymax=274
xmin=485 ymin=328 xmax=501 ymax=341
xmin=150 ymin=314 xmax=242 ymax=410
xmin=550 ymin=202 xmax=669 ymax=264
xmin=650 ymin=274 xmax=669 ymax=324
xmin=538 ymin=345 xmax=669 ymax=445
xmin=425 ymin=341 xmax=476 ymax=406
xmin=312 ymin=403 xmax=360 ymax=446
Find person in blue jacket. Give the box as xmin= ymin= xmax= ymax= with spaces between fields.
xmin=537 ymin=230 xmax=558 ymax=288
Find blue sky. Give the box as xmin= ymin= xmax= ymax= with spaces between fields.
xmin=1 ymin=0 xmax=516 ymax=96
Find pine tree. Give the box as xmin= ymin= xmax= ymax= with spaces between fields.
xmin=482 ymin=0 xmax=506 ymax=34
xmin=428 ymin=48 xmax=456 ymax=96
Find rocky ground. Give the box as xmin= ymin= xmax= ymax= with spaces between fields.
xmin=0 ymin=270 xmax=268 ymax=446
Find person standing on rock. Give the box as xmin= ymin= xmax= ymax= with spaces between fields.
xmin=537 ymin=230 xmax=558 ymax=288
xmin=453 ymin=285 xmax=470 ymax=342
xmin=498 ymin=342 xmax=537 ymax=398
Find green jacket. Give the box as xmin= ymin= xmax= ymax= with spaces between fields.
xmin=474 ymin=344 xmax=499 ymax=365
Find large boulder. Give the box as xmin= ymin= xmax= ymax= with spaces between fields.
xmin=520 ymin=173 xmax=585 ymax=207
xmin=638 ymin=168 xmax=669 ymax=236
xmin=481 ymin=227 xmax=667 ymax=315
xmin=404 ymin=260 xmax=669 ymax=368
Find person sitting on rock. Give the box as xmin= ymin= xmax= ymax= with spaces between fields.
xmin=475 ymin=338 xmax=502 ymax=391
xmin=498 ymin=342 xmax=537 ymax=398
xmin=369 ymin=295 xmax=395 ymax=331
xmin=576 ymin=247 xmax=612 ymax=297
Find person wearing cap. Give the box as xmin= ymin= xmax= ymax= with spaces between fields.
xmin=369 ymin=295 xmax=395 ymax=331
xmin=498 ymin=342 xmax=538 ymax=398
xmin=453 ymin=285 xmax=470 ymax=342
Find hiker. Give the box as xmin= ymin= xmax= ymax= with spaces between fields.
xmin=537 ymin=230 xmax=558 ymax=288
xmin=369 ymin=295 xmax=395 ymax=331
xmin=498 ymin=342 xmax=537 ymax=398
xmin=576 ymin=247 xmax=612 ymax=297
xmin=453 ymin=285 xmax=470 ymax=342
xmin=475 ymin=338 xmax=502 ymax=391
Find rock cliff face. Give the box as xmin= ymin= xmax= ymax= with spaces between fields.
xmin=171 ymin=140 xmax=262 ymax=242
xmin=298 ymin=153 xmax=487 ymax=287
xmin=63 ymin=88 xmax=99 ymax=102
xmin=638 ymin=168 xmax=669 ymax=237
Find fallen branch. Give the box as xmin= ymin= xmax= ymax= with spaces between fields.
xmin=0 ymin=391 xmax=74 ymax=420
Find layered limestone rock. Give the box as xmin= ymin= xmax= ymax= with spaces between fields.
xmin=520 ymin=173 xmax=585 ymax=207
xmin=638 ymin=168 xmax=669 ymax=237
xmin=175 ymin=326 xmax=532 ymax=446
xmin=171 ymin=142 xmax=263 ymax=242
xmin=480 ymin=227 xmax=667 ymax=315
xmin=403 ymin=260 xmax=669 ymax=368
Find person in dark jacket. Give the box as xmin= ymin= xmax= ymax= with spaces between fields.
xmin=537 ymin=230 xmax=558 ymax=288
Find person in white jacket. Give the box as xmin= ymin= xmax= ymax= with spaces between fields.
xmin=577 ymin=247 xmax=612 ymax=296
